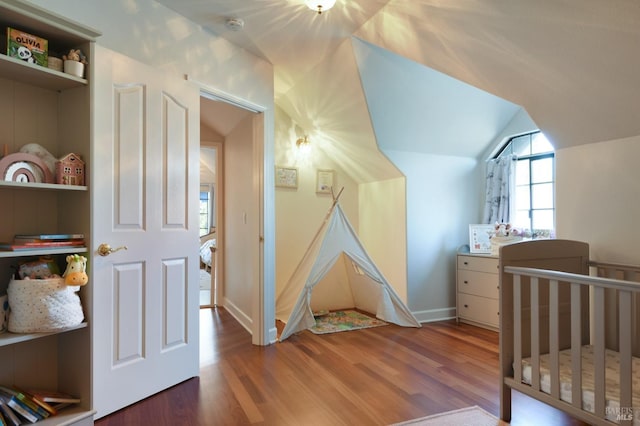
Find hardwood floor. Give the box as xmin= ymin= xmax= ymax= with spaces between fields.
xmin=95 ymin=308 xmax=587 ymax=425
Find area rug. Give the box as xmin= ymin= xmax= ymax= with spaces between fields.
xmin=391 ymin=406 xmax=508 ymax=426
xmin=308 ymin=310 xmax=388 ymax=335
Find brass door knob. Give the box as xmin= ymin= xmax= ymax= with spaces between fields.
xmin=97 ymin=243 xmax=128 ymax=257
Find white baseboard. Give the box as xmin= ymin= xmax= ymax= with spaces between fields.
xmin=412 ymin=307 xmax=456 ymax=324
xmin=268 ymin=327 xmax=278 ymax=344
xmin=222 ymin=298 xmax=253 ymax=334
xmin=218 ymin=303 xmax=455 ymax=342
xmin=216 ymin=300 xmax=278 ymax=345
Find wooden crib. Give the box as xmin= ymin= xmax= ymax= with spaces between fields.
xmin=499 ymin=239 xmax=640 ymax=426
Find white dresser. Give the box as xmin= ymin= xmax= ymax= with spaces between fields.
xmin=456 ymin=246 xmax=499 ymax=330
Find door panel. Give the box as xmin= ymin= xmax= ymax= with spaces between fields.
xmin=114 ymin=84 xmax=145 ymax=229
xmin=92 ymin=45 xmax=199 ymax=418
xmin=163 ymin=258 xmax=187 ymax=348
xmin=164 ymin=94 xmax=188 ymax=228
xmin=114 ymin=262 xmax=144 ymax=364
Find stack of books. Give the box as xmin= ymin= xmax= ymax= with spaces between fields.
xmin=0 ymin=234 xmax=85 ymax=251
xmin=0 ymin=385 xmax=80 ymax=424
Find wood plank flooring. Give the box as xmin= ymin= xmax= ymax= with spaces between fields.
xmin=95 ymin=308 xmax=587 ymax=425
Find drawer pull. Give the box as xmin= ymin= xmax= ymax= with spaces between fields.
xmin=464 ymin=304 xmax=469 ymax=308
xmin=464 ymin=280 xmax=469 ymax=284
xmin=463 ymin=261 xmax=469 ymax=265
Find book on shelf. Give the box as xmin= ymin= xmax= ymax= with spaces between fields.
xmin=26 ymin=389 xmax=81 ymax=404
xmin=6 ymin=27 xmax=48 ymax=68
xmin=13 ymin=240 xmax=84 ymax=245
xmin=0 ymin=233 xmax=86 ymax=251
xmin=12 ymin=388 xmax=59 ymax=416
xmin=0 ymin=387 xmax=81 ymax=422
xmin=0 ymin=387 xmax=49 ymax=421
xmin=0 ymin=395 xmax=39 ymax=424
xmin=0 ymin=241 xmax=84 ymax=251
xmin=0 ymin=402 xmax=20 ymax=426
xmin=13 ymin=233 xmax=85 ymax=241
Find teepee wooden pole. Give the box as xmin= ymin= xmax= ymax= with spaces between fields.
xmin=330 ymin=187 xmax=344 ymax=209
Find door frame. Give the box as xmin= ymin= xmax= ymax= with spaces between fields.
xmin=190 ymin=77 xmax=276 ymax=345
xmin=199 ymin=142 xmax=223 ymax=308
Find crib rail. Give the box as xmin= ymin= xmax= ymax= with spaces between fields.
xmin=504 ymin=263 xmax=640 ymax=425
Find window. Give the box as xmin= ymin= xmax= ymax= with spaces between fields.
xmin=199 ymin=185 xmax=214 ymax=237
xmin=496 ymin=131 xmax=554 ymax=234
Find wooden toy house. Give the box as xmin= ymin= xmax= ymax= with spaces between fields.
xmin=56 ymin=153 xmax=85 ymax=185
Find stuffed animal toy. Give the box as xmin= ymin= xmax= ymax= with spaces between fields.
xmin=63 ymin=254 xmax=88 ymax=286
xmin=63 ymin=48 xmax=88 ymax=65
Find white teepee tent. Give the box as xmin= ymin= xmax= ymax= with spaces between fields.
xmin=276 ymin=193 xmax=421 ymax=341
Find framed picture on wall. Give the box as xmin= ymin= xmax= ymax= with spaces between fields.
xmin=316 ymin=169 xmax=334 ymax=194
xmin=469 ymin=224 xmax=494 ymax=253
xmin=275 ymin=166 xmax=298 ymax=189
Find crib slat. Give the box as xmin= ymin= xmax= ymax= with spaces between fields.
xmin=549 ymin=279 xmax=560 ymax=399
xmin=570 ymin=283 xmax=582 ymax=409
xmin=619 ymin=290 xmax=632 ymax=419
xmin=514 ymin=274 xmax=522 ymax=384
xmin=623 ymin=269 xmax=640 ymax=357
xmin=531 ymin=277 xmax=540 ymax=391
xmin=593 ymin=286 xmax=606 ymax=418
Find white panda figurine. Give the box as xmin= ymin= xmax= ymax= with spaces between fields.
xmin=16 ymin=46 xmax=35 ymax=64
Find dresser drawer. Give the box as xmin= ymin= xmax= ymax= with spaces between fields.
xmin=457 ymin=255 xmax=498 ymax=274
xmin=457 ymin=270 xmax=499 ymax=299
xmin=457 ymin=293 xmax=499 ymax=327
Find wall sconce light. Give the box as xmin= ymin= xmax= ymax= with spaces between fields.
xmin=305 ymin=0 xmax=336 ymax=14
xmin=296 ymin=135 xmax=310 ymax=149
xmin=296 ymin=135 xmax=311 ymax=157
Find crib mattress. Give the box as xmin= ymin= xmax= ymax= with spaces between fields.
xmin=520 ymin=345 xmax=640 ymax=424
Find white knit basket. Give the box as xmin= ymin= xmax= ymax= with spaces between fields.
xmin=7 ymin=278 xmax=84 ymax=333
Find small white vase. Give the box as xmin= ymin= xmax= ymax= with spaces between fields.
xmin=64 ymin=60 xmax=85 ymax=78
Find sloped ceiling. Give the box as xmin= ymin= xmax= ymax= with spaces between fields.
xmin=157 ymin=0 xmax=640 ymax=179
xmin=354 ymin=0 xmax=640 ymax=148
xmin=200 ymin=96 xmax=252 ymax=137
xmin=276 ymin=38 xmax=402 ymax=183
xmin=200 ymin=146 xmax=216 ymax=183
xmin=352 ymin=38 xmax=521 ymax=158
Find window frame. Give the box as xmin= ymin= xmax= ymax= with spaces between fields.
xmin=199 ymin=184 xmax=215 ymax=237
xmin=495 ymin=131 xmax=555 ymax=233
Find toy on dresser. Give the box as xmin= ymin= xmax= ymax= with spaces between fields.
xmin=489 ymin=222 xmax=523 ymax=255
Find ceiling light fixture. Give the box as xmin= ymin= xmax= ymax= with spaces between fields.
xmin=305 ymin=0 xmax=336 ymax=14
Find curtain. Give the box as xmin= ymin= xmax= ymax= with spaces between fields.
xmin=483 ymin=154 xmax=516 ymax=224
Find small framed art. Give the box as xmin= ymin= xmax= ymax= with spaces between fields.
xmin=469 ymin=224 xmax=494 ymax=253
xmin=316 ymin=169 xmax=334 ymax=194
xmin=275 ymin=166 xmax=298 ymax=189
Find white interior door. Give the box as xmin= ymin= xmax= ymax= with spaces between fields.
xmin=91 ymin=45 xmax=200 ymax=418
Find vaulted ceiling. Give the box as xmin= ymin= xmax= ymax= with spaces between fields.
xmin=156 ymin=0 xmax=640 ymax=179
